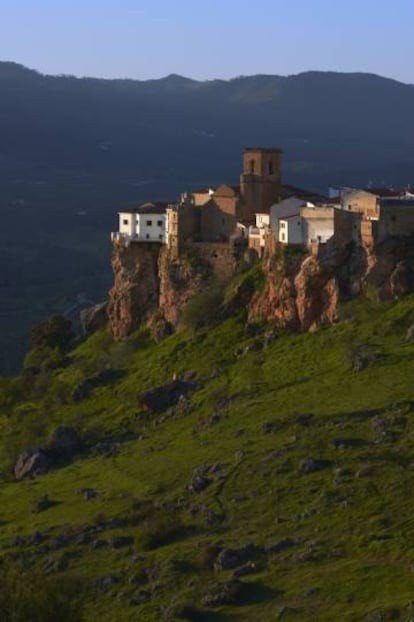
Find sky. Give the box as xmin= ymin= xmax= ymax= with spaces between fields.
xmin=1 ymin=0 xmax=414 ymax=83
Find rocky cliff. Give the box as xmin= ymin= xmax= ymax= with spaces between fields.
xmin=248 ymin=245 xmax=352 ymax=331
xmin=107 ymin=242 xmax=238 ymax=339
xmin=249 ymin=234 xmax=414 ymax=331
xmin=107 ymin=242 xmax=161 ymax=340
xmin=106 ymin=234 xmax=414 ymax=341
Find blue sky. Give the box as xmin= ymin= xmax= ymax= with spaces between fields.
xmin=1 ymin=0 xmax=414 ymax=82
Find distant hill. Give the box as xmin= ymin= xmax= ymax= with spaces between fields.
xmin=2 ymin=62 xmax=414 ymax=187
xmin=2 ymin=62 xmax=414 ymax=373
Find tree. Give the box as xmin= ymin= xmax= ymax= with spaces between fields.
xmin=30 ymin=315 xmax=74 ymax=351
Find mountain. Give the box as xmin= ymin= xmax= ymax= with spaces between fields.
xmin=2 ymin=63 xmax=414 ymax=372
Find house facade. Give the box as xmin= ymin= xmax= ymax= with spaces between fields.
xmin=112 ymin=202 xmax=168 ymax=244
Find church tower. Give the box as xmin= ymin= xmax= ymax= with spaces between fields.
xmin=240 ymin=147 xmax=282 ymax=222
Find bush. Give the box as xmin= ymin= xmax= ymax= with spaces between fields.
xmin=181 ymin=282 xmax=224 ymax=332
xmin=30 ymin=315 xmax=74 ymax=352
xmin=0 ymin=560 xmax=83 ymax=621
xmin=138 ymin=512 xmax=187 ymax=550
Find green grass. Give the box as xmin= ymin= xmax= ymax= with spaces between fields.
xmin=1 ymin=295 xmax=414 ymax=620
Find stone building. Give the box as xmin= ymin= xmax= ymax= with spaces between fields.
xmin=340 ymin=189 xmax=380 ymax=219
xmin=377 ymin=200 xmax=414 ymax=238
xmin=240 ymin=148 xmax=282 ymax=222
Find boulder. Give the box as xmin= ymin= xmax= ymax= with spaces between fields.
xmin=80 ymin=302 xmax=108 ymax=336
xmin=188 ymin=475 xmax=211 ymax=493
xmin=201 ymin=579 xmax=242 ymax=608
xmin=214 ymin=544 xmax=257 ymax=571
xmin=299 ymin=457 xmax=330 ymax=474
xmin=138 ymin=379 xmax=199 ymax=413
xmin=147 ymin=315 xmax=173 ymax=344
xmin=406 ymin=324 xmax=414 ymax=342
xmin=31 ymin=494 xmax=54 ymax=514
xmin=264 ymin=538 xmax=296 ymax=555
xmin=14 ymin=448 xmax=50 ymax=479
xmin=48 ymin=426 xmax=81 ymax=461
xmin=111 ymin=535 xmax=134 ymax=549
xmin=232 ymin=561 xmax=259 ymax=578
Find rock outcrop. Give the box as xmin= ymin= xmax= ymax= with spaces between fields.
xmin=14 ymin=448 xmax=50 ymax=479
xmin=248 ymin=245 xmax=352 ymax=331
xmin=107 ymin=242 xmax=161 ymax=340
xmin=80 ymin=302 xmax=108 ymax=336
xmin=106 ymin=233 xmax=414 ymax=342
xmin=249 ymin=234 xmax=414 ymax=331
xmin=364 ymin=235 xmax=414 ymax=299
xmin=107 ymin=241 xmax=238 ymax=338
xmin=158 ymin=247 xmax=211 ymax=328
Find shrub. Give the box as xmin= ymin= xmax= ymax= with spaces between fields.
xmin=0 ymin=560 xmax=83 ymax=621
xmin=181 ymin=282 xmax=224 ymax=332
xmin=138 ymin=512 xmax=187 ymax=550
xmin=30 ymin=315 xmax=74 ymax=352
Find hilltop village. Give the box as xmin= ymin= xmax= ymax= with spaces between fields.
xmin=105 ymin=147 xmax=414 ymax=342
xmin=111 ymin=147 xmax=414 ymax=258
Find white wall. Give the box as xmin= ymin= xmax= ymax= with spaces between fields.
xmin=255 ymin=213 xmax=270 ymax=228
xmin=301 ymin=207 xmax=335 ymax=244
xmin=270 ymin=197 xmax=313 ymax=237
xmin=279 ymin=218 xmax=303 ymax=244
xmin=119 ymin=212 xmax=135 ymax=236
xmin=136 ymin=213 xmax=167 ymax=242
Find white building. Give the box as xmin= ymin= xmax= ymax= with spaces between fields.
xmin=277 ymin=205 xmax=350 ymax=246
xmin=278 ymin=215 xmax=303 ymax=244
xmin=112 ymin=202 xmax=168 ymax=244
xmin=247 ymin=213 xmax=270 ymax=255
xmin=270 ymin=196 xmax=315 ymax=239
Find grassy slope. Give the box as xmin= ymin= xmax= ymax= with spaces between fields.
xmin=1 ymin=295 xmax=414 ymax=621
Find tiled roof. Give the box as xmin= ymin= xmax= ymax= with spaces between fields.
xmin=193 ymin=187 xmax=214 ymax=194
xmin=120 ymin=201 xmax=169 ymax=215
xmin=365 ymin=187 xmax=404 ymax=197
xmin=281 ymin=184 xmax=329 ymax=202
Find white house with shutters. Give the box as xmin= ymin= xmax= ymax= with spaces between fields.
xmin=111 ymin=202 xmax=168 ymax=244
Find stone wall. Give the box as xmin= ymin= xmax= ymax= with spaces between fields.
xmin=377 ymin=205 xmax=414 ymax=238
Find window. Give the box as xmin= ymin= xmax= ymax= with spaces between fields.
xmin=268 ymin=160 xmax=274 ymax=175
xmin=159 ymin=234 xmax=163 ymax=240
xmin=281 ymin=233 xmax=285 ymax=241
xmin=249 ymin=159 xmax=255 ymax=174
xmin=146 ymin=220 xmax=152 ymax=226
xmin=123 ymin=219 xmax=128 ymax=225
xmin=157 ymin=220 xmax=163 ymax=227
xmin=146 ymin=234 xmax=150 ymax=239
xmin=280 ymin=222 xmax=286 ymax=229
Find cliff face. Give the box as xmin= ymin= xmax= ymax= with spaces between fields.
xmin=248 ymin=248 xmax=347 ymax=331
xmin=364 ymin=235 xmax=414 ymax=299
xmin=249 ymin=235 xmax=414 ymax=331
xmin=107 ymin=242 xmax=161 ymax=340
xmin=106 ymin=234 xmax=414 ymax=341
xmin=107 ymin=242 xmax=237 ymax=339
xmin=158 ymin=248 xmax=210 ymax=328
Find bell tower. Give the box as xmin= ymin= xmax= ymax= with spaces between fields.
xmin=240 ymin=147 xmax=282 ymax=222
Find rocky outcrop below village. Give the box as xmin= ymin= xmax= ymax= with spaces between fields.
xmin=104 ymin=234 xmax=414 ymax=341
xmin=107 ymin=242 xmax=161 ymax=340
xmin=107 ymin=241 xmax=239 ymax=340
xmin=250 ymin=234 xmax=414 ymax=331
